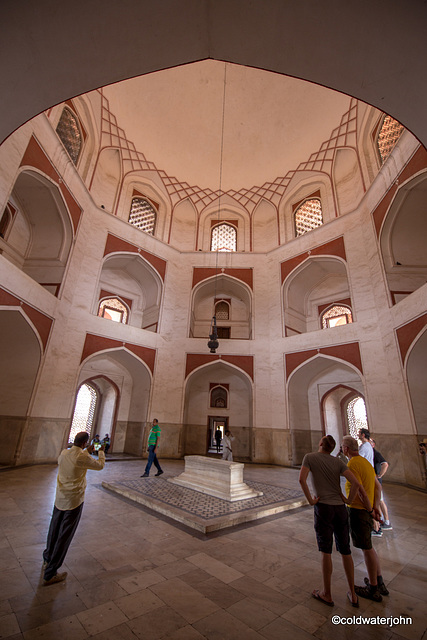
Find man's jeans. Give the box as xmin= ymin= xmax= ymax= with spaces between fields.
xmin=145 ymin=444 xmax=162 ymax=475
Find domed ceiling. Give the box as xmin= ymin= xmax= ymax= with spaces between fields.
xmin=102 ymin=60 xmax=353 ymax=193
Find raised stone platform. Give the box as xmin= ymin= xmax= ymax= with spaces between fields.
xmin=102 ymin=474 xmax=306 ymax=533
xmin=167 ymin=455 xmax=263 ymax=502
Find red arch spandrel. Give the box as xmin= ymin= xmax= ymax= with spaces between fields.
xmin=103 ymin=233 xmax=166 ymax=281
xmin=396 ymin=313 xmax=427 ymax=364
xmin=285 ymin=342 xmax=362 ymax=380
xmin=81 ymin=333 xmax=156 ymax=374
xmin=372 ymin=146 xmax=427 ymax=237
xmin=20 ymin=136 xmax=82 ymax=233
xmin=280 ymin=236 xmax=346 ymax=284
xmin=185 ymin=353 xmax=253 ymax=380
xmin=0 ymin=287 xmax=53 ymax=350
xmin=192 ymin=268 xmax=253 ymax=290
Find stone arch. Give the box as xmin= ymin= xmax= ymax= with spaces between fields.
xmin=190 ymin=273 xmax=252 ymax=339
xmin=379 ymin=171 xmax=427 ymax=304
xmin=183 ymin=359 xmax=253 ymax=459
xmin=198 ymin=198 xmax=250 ymax=252
xmin=2 ymin=3 xmax=426 ymax=153
xmin=406 ymin=326 xmax=427 ymax=439
xmin=287 ymin=353 xmax=364 ymax=464
xmin=283 ymin=255 xmax=352 ymax=335
xmin=280 ymin=175 xmax=334 ymax=243
xmin=6 ymin=169 xmax=74 ymax=295
xmin=96 ymin=252 xmax=163 ymax=332
xmin=0 ymin=308 xmax=42 ymax=465
xmin=169 ymin=198 xmax=198 ymax=250
xmin=357 ymin=105 xmax=385 ymax=186
xmin=68 ymin=95 xmax=101 ymax=184
xmin=116 ymin=175 xmax=170 ymax=242
xmin=252 ymin=198 xmax=278 ymax=252
xmin=320 ymin=384 xmax=366 ymax=455
xmin=332 ymin=147 xmax=365 ymax=216
xmin=90 ymin=147 xmax=122 ymax=213
xmin=78 ymin=347 xmax=152 ymax=455
xmin=69 ymin=375 xmax=120 ymax=450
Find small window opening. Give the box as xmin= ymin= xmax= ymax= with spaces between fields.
xmin=69 ymin=383 xmax=97 ymax=443
xmin=56 ymin=107 xmax=83 ymax=164
xmin=210 ymin=386 xmax=228 ymax=408
xmin=321 ymin=305 xmax=352 ymax=329
xmin=0 ymin=206 xmax=12 ymax=239
xmin=346 ymin=396 xmax=368 ymax=441
xmin=129 ymin=197 xmax=156 ymax=234
xmin=211 ymin=223 xmax=237 ymax=252
xmin=217 ymin=327 xmax=230 ymax=339
xmin=295 ymin=198 xmax=323 ymax=237
xmin=215 ymin=300 xmax=230 ymax=320
xmin=98 ymin=298 xmax=128 ymax=324
xmin=377 ymin=115 xmax=404 ymax=165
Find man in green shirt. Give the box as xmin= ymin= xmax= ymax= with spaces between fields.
xmin=141 ymin=419 xmax=163 ymax=477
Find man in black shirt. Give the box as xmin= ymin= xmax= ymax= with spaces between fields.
xmin=370 ymin=439 xmax=392 ymax=531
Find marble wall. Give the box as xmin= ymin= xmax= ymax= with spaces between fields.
xmin=0 ymin=106 xmax=426 ymax=491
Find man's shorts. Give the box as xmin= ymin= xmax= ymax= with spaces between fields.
xmin=348 ymin=507 xmax=373 ymax=550
xmin=314 ymin=503 xmax=351 ymax=555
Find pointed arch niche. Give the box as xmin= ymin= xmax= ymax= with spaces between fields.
xmin=5 ymin=170 xmax=74 ymax=295
xmin=97 ymin=253 xmax=162 ymax=331
xmin=380 ymin=172 xmax=427 ymax=304
xmin=287 ymin=355 xmax=364 ymax=465
xmin=283 ymin=256 xmax=352 ymax=335
xmin=406 ymin=327 xmax=427 ymax=440
xmin=321 ymin=385 xmax=367 ymax=455
xmin=0 ymin=309 xmax=42 ymax=465
xmin=170 ymin=198 xmax=197 ymax=250
xmin=68 ymin=376 xmax=119 ymax=449
xmin=183 ymin=360 xmax=253 ymax=459
xmin=77 ymin=348 xmax=151 ymax=455
xmin=90 ymin=148 xmax=121 ymax=213
xmin=190 ymin=274 xmax=252 ymax=339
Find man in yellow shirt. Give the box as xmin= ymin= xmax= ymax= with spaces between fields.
xmin=42 ymin=431 xmax=105 ymax=585
xmin=342 ymin=435 xmax=388 ymax=602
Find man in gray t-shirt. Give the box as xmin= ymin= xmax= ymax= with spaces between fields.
xmin=299 ymin=435 xmax=361 ymax=607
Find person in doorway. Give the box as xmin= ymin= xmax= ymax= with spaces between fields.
xmin=342 ymin=435 xmax=389 ymax=602
xmin=370 ymin=439 xmax=392 ymax=532
xmin=215 ymin=427 xmax=222 ymax=454
xmin=91 ymin=434 xmax=102 ymax=455
xmin=42 ymin=431 xmax=105 ymax=585
xmin=358 ymin=428 xmax=374 ymax=467
xmin=299 ymin=435 xmax=361 ymax=607
xmin=141 ymin=419 xmax=163 ymax=477
xmin=102 ymin=433 xmax=111 ymax=454
xmin=222 ymin=430 xmax=234 ymax=461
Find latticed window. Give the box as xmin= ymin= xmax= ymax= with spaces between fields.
xmin=295 ymin=199 xmax=323 ymax=237
xmin=211 ymin=223 xmax=237 ymax=252
xmin=69 ymin=383 xmax=97 ymax=443
xmin=129 ymin=197 xmax=156 ymax=234
xmin=0 ymin=206 xmax=12 ymax=239
xmin=321 ymin=305 xmax=352 ymax=329
xmin=377 ymin=116 xmax=404 ymax=164
xmin=210 ymin=386 xmax=228 ymax=408
xmin=56 ymin=107 xmax=83 ymax=165
xmin=215 ymin=301 xmax=230 ymax=320
xmin=346 ymin=397 xmax=368 ymax=441
xmin=98 ymin=297 xmax=128 ymax=323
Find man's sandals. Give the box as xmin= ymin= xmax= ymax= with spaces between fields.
xmin=312 ymin=590 xmax=334 ymax=607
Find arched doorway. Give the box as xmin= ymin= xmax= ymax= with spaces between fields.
xmin=321 ymin=385 xmax=368 ymax=455
xmin=287 ymin=354 xmax=365 ymax=464
xmin=183 ymin=360 xmax=253 ymax=460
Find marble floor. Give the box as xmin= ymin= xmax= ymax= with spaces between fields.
xmin=0 ymin=459 xmax=426 ymax=640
